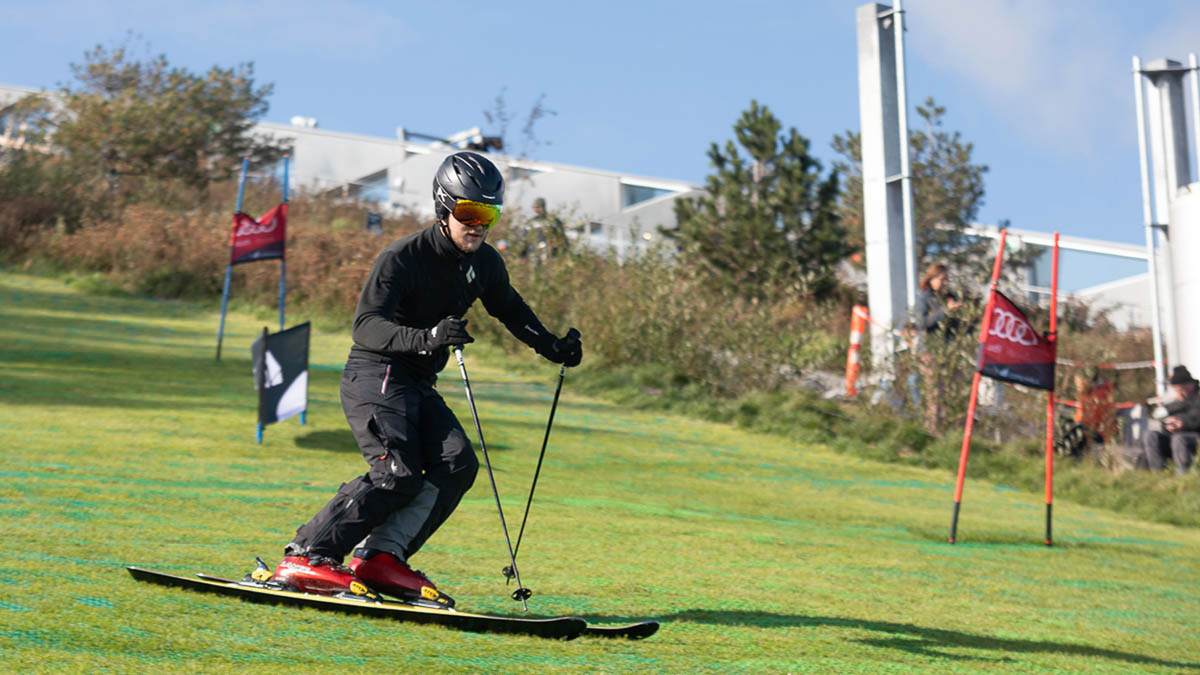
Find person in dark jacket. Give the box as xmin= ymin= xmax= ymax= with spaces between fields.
xmin=910 ymin=262 xmax=963 ymax=433
xmin=1143 ymin=365 xmax=1200 ymax=474
xmin=269 ymin=152 xmax=582 ymax=606
xmin=913 ymin=262 xmax=963 ymax=343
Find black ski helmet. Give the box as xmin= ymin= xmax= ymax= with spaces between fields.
xmin=433 ymin=151 xmax=504 ymax=221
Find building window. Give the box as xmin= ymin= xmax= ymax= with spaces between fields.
xmin=621 ymin=183 xmax=673 ymax=208
xmin=354 ymin=170 xmax=389 ymax=203
xmin=508 ymin=166 xmax=543 ymax=181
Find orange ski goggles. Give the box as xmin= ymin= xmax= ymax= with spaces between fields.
xmin=452 ymin=199 xmax=502 ymax=229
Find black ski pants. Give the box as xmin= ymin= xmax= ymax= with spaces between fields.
xmin=287 ymin=359 xmax=478 ymax=561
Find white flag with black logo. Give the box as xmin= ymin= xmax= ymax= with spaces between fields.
xmin=251 ymin=322 xmax=310 ymax=426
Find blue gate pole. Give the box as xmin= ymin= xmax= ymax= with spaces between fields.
xmin=215 ymin=265 xmax=233 ymax=360
xmin=256 ymin=326 xmax=267 ymax=444
xmin=279 ymin=155 xmax=289 ymax=332
xmin=216 ymin=157 xmax=251 ymax=360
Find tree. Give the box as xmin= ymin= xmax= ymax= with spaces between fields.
xmin=667 ymin=100 xmax=850 ymax=301
xmin=38 ymin=41 xmax=289 ymax=209
xmin=0 ymin=95 xmax=91 ymax=247
xmin=833 ymin=97 xmax=1019 ymax=282
xmin=481 ymin=88 xmax=556 ymax=159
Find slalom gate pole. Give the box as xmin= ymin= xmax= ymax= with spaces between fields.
xmin=256 ymin=326 xmax=267 ymax=444
xmin=216 ymin=157 xmax=250 ymax=360
xmin=950 ymin=371 xmax=984 ymax=543
xmin=949 ymin=229 xmax=1007 ymax=543
xmin=453 ymin=346 xmax=531 ymax=610
xmin=503 ymin=333 xmax=576 ymax=583
xmin=279 ymin=155 xmax=289 ymax=332
xmin=1044 ymin=232 xmax=1060 ymax=545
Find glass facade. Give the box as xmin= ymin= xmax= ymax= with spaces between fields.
xmin=621 ymin=183 xmax=673 ymax=208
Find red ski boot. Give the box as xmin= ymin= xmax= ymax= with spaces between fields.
xmin=270 ymin=556 xmax=376 ymax=597
xmin=350 ymin=552 xmax=454 ymax=608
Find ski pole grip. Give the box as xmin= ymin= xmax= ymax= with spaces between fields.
xmin=565 ymin=328 xmax=580 ymax=342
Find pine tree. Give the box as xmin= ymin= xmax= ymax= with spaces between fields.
xmin=667 ymin=100 xmax=851 ymax=301
xmin=832 ymin=97 xmax=1007 ymax=281
xmin=13 ymin=40 xmax=290 ymax=216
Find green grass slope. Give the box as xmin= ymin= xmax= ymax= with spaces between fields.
xmin=0 ymin=270 xmax=1197 ymax=673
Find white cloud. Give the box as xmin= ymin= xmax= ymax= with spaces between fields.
xmin=1140 ymin=3 xmax=1200 ymax=66
xmin=905 ymin=0 xmax=1134 ymax=156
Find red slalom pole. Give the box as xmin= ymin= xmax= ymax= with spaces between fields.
xmin=1044 ymin=232 xmax=1060 ymax=545
xmin=949 ymin=229 xmax=1007 ymax=544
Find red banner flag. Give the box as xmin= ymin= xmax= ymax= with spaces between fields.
xmin=977 ymin=290 xmax=1056 ymax=391
xmin=230 ymin=204 xmax=287 ymax=265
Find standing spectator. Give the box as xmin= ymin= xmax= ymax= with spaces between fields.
xmin=911 ymin=263 xmax=963 ymax=433
xmin=913 ymin=263 xmax=963 ymax=343
xmin=1142 ymin=365 xmax=1200 ymax=473
xmin=526 ymin=197 xmax=567 ymax=259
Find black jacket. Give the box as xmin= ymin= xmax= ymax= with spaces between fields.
xmin=347 ymin=224 xmax=555 ymax=381
xmin=913 ymin=288 xmax=961 ymax=340
xmin=1165 ymin=388 xmax=1200 ymax=432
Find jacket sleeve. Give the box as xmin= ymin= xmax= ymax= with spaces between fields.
xmin=1174 ymin=394 xmax=1200 ymax=432
xmin=350 ymin=248 xmax=431 ymax=353
xmin=479 ymin=252 xmax=557 ymax=356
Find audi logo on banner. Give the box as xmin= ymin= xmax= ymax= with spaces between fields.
xmin=235 ymin=215 xmax=279 ymax=238
xmin=989 ymin=307 xmax=1039 ymax=347
xmin=978 ymin=289 xmax=1056 ymax=391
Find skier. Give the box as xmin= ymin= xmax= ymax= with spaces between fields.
xmin=270 ymin=151 xmax=582 ymax=606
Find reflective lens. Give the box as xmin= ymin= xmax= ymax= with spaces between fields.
xmin=452 ymin=199 xmax=502 ymax=229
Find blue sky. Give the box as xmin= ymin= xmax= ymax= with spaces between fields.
xmin=3 ymin=0 xmax=1199 ymax=247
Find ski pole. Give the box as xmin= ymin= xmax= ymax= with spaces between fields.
xmin=452 ymin=346 xmax=532 ymax=610
xmin=503 ymin=328 xmax=578 ymax=584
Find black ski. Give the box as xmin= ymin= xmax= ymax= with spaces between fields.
xmin=190 ymin=573 xmax=658 ymax=639
xmin=127 ymin=567 xmax=586 ymax=640
xmin=583 ymin=621 xmax=660 ymax=639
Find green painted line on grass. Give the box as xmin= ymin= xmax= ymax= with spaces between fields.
xmin=74 ymin=597 xmax=115 ymax=608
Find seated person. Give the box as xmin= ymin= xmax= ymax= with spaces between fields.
xmin=1143 ymin=365 xmax=1200 ymax=474
xmin=1056 ymin=369 xmax=1116 ymax=458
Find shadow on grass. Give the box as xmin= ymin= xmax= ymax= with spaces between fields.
xmin=904 ymin=526 xmax=1181 ymax=554
xmin=444 ymin=380 xmax=618 ymax=414
xmin=294 ymin=430 xmax=360 ymax=453
xmin=660 ymin=609 xmax=1199 ymax=669
xmin=292 ymin=429 xmax=515 ymax=454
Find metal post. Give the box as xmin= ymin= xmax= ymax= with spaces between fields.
xmin=1191 ymin=54 xmax=1200 ymax=180
xmin=894 ymin=0 xmax=917 ymax=310
xmin=1133 ymin=57 xmax=1167 ymax=396
xmin=857 ymin=3 xmax=913 ymax=368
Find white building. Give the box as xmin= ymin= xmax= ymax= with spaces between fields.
xmin=254 ymin=120 xmax=700 ymax=260
xmin=966 ymin=225 xmax=1152 ymax=332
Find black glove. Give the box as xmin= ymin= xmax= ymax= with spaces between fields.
xmin=547 ymin=328 xmax=582 ymax=367
xmin=426 ymin=316 xmax=474 ymax=350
